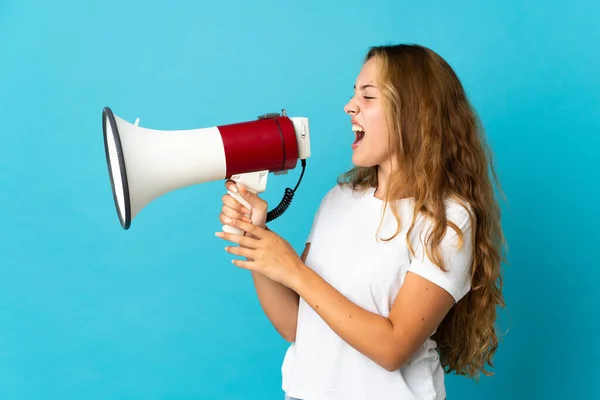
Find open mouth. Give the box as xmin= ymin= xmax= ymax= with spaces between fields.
xmin=352 ymin=124 xmax=365 ymax=146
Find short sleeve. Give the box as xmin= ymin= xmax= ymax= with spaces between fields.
xmin=408 ymin=202 xmax=474 ymax=303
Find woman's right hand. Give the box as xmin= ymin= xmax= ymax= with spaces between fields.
xmin=220 ymin=180 xmax=269 ymax=234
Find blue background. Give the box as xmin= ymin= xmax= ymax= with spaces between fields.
xmin=1 ymin=0 xmax=598 ymax=399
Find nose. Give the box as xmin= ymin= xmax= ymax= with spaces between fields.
xmin=344 ymin=96 xmax=358 ymax=115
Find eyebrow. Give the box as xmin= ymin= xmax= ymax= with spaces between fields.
xmin=354 ymin=84 xmax=378 ymax=90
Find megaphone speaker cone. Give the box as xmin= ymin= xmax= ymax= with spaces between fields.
xmin=103 ymin=107 xmax=131 ymax=229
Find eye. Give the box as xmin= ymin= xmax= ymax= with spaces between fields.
xmin=363 ymin=95 xmax=375 ymax=100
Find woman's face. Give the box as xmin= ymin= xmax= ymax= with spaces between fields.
xmin=344 ymin=56 xmax=394 ymax=169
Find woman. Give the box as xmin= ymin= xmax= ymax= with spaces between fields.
xmin=215 ymin=44 xmax=506 ymax=400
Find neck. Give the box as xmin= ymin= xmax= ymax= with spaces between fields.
xmin=374 ymin=160 xmax=412 ymax=201
xmin=374 ymin=164 xmax=391 ymax=200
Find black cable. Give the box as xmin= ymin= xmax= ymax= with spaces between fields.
xmin=266 ymin=159 xmax=307 ymax=223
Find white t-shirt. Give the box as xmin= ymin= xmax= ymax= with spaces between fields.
xmin=281 ymin=184 xmax=473 ymax=400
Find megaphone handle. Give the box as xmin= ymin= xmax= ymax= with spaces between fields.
xmin=222 ymin=170 xmax=268 ymax=235
xmin=222 ymin=185 xmax=253 ymax=235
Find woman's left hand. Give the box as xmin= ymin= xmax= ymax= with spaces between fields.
xmin=215 ymin=217 xmax=306 ymax=290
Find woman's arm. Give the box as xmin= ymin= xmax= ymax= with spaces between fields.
xmin=218 ymin=180 xmax=307 ymax=342
xmin=293 ymin=267 xmax=454 ymax=371
xmin=250 ymin=243 xmax=310 ymax=342
xmin=218 ymin=217 xmax=469 ymax=372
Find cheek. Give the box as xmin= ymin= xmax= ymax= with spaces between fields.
xmin=365 ymin=111 xmax=389 ymax=143
xmin=372 ymin=129 xmax=390 ymax=148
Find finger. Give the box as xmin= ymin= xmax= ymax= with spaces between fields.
xmin=224 ymin=245 xmax=254 ymax=259
xmin=215 ymin=230 xmax=258 ymax=248
xmin=225 ymin=182 xmax=253 ymax=210
xmin=232 ymin=184 xmax=267 ymax=211
xmin=231 ymin=258 xmax=254 ymax=270
xmin=222 ymin=217 xmax=263 ymax=238
xmin=221 ymin=205 xmax=239 ymax=219
xmin=222 ymin=193 xmax=251 ymax=215
xmin=220 ymin=208 xmax=251 ymax=225
xmin=222 ymin=205 xmax=251 ymax=221
xmin=225 ymin=180 xmax=237 ymax=192
xmin=220 ymin=212 xmax=236 ymax=226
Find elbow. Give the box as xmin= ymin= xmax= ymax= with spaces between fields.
xmin=277 ymin=324 xmax=297 ymax=343
xmin=283 ymin=332 xmax=296 ymax=343
xmin=381 ymin=358 xmax=405 ymax=372
xmin=280 ymin=327 xmax=296 ymax=342
xmin=376 ymin=325 xmax=418 ymax=372
xmin=380 ymin=355 xmax=407 ymax=372
xmin=378 ymin=345 xmax=409 ymax=372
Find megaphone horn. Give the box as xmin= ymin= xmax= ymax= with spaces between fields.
xmin=102 ymin=107 xmax=311 ymax=232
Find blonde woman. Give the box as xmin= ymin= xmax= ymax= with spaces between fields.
xmin=216 ymin=43 xmax=506 ymax=400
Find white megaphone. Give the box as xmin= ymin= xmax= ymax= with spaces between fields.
xmin=102 ymin=107 xmax=311 ymax=233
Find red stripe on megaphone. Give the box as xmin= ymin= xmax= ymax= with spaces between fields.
xmin=218 ymin=116 xmax=299 ymax=178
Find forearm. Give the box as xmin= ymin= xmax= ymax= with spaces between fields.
xmin=251 ymin=271 xmax=299 ymax=342
xmin=292 ymin=265 xmax=402 ymax=371
xmin=246 ymin=227 xmax=300 ymax=342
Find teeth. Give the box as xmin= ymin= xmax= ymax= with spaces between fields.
xmin=352 ymin=124 xmax=364 ymax=132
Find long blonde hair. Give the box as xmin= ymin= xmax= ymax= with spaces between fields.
xmin=339 ymin=44 xmax=506 ymax=379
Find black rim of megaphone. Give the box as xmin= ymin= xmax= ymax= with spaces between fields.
xmin=102 ymin=106 xmax=132 ymax=230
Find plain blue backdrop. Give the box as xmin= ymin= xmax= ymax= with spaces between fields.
xmin=1 ymin=0 xmax=598 ymax=399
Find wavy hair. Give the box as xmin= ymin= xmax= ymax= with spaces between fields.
xmin=338 ymin=44 xmax=506 ymax=379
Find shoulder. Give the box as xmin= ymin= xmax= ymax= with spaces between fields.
xmin=307 ymin=183 xmax=368 ymax=229
xmin=408 ymin=197 xmax=475 ymax=302
xmin=411 ymin=197 xmax=474 ymax=246
xmin=323 ymin=182 xmax=372 ymax=204
xmin=444 ymin=197 xmax=474 ymax=232
xmin=424 ymin=196 xmax=473 ymax=226
xmin=312 ymin=183 xmax=350 ymax=208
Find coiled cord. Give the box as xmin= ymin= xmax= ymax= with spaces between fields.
xmin=266 ymin=159 xmax=306 ymax=223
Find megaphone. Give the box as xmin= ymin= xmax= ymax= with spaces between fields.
xmin=102 ymin=107 xmax=311 ymax=233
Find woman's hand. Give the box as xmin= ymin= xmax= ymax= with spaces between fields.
xmin=215 ymin=218 xmax=306 ymax=290
xmin=221 ymin=180 xmax=269 ymax=234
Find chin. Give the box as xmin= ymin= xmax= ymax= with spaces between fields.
xmin=351 ymin=153 xmax=377 ymax=168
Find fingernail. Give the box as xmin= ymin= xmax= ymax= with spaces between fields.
xmin=215 ymin=232 xmax=224 ymax=238
xmin=223 ymin=217 xmax=231 ymax=224
xmin=229 ymin=185 xmax=238 ymax=193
